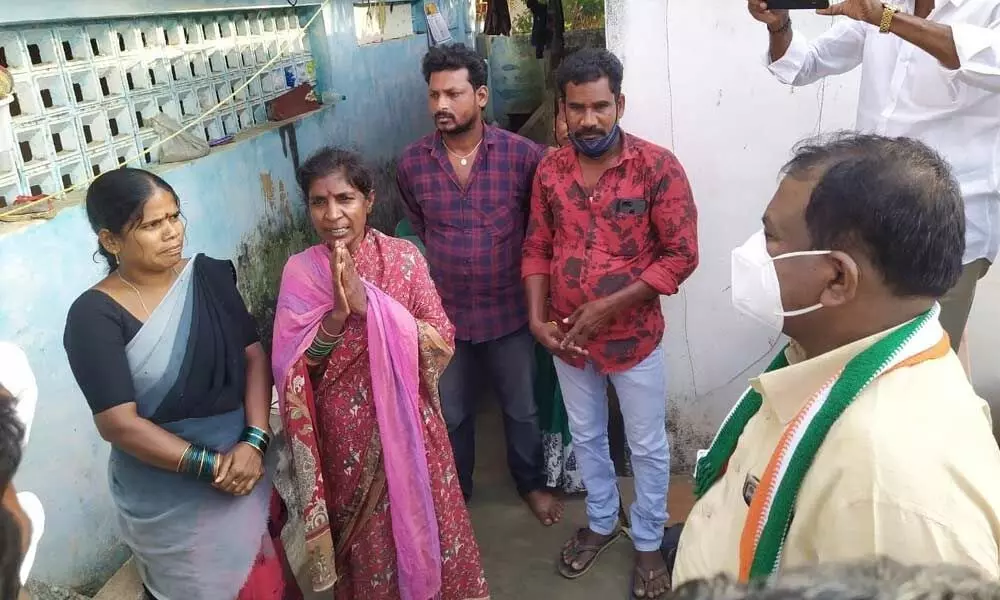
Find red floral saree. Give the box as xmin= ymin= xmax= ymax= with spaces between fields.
xmin=273 ymin=229 xmax=488 ymax=600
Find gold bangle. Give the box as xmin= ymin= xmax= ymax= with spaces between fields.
xmin=319 ymin=320 xmax=345 ymax=340
xmin=240 ymin=441 xmax=265 ymax=456
xmin=879 ymin=4 xmax=899 ymax=34
xmin=176 ymin=444 xmax=192 ymax=473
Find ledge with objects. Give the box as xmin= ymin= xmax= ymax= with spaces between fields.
xmin=0 ymin=102 xmax=334 ymax=238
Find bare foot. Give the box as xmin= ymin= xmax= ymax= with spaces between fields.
xmin=525 ymin=489 xmax=564 ymax=526
xmin=632 ymin=550 xmax=670 ymax=598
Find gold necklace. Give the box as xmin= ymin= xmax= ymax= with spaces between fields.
xmin=442 ymin=137 xmax=484 ymax=167
xmin=117 ymin=265 xmax=180 ymax=319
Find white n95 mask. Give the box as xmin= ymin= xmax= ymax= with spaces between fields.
xmin=731 ymin=229 xmax=831 ymax=332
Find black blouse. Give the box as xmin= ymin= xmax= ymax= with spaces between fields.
xmin=63 ymin=256 xmax=259 ymax=423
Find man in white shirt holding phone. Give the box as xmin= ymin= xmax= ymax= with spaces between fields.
xmin=750 ymin=0 xmax=1000 ymax=355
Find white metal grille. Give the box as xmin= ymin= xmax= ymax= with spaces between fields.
xmin=0 ymin=9 xmax=315 ymax=207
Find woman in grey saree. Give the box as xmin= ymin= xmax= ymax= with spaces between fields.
xmin=63 ymin=169 xmax=300 ymax=600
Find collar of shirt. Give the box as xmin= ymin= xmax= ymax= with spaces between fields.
xmin=421 ymin=121 xmax=498 ymax=157
xmin=750 ymin=323 xmax=908 ymax=425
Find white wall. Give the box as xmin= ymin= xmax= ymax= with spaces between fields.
xmin=606 ymin=0 xmax=860 ymax=467
xmin=969 ymin=274 xmax=1000 ymax=438
xmin=605 ymin=0 xmax=1000 ymax=468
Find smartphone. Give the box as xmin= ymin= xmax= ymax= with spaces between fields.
xmin=765 ymin=0 xmax=830 ymax=8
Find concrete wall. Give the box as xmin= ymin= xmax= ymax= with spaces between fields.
xmin=604 ymin=0 xmax=1000 ymax=469
xmin=0 ymin=0 xmax=472 ymax=591
xmin=606 ymin=0 xmax=857 ymax=468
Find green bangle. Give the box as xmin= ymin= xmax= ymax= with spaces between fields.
xmin=306 ymin=339 xmax=335 ymax=358
xmin=310 ymin=338 xmax=335 ymax=350
xmin=245 ymin=426 xmax=269 ymax=439
xmin=239 ymin=427 xmax=271 ymax=455
xmin=179 ymin=446 xmax=220 ymax=482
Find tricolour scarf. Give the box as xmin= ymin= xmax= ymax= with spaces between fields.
xmin=693 ymin=305 xmax=950 ymax=582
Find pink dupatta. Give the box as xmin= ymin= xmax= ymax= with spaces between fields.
xmin=272 ymin=244 xmax=442 ymax=600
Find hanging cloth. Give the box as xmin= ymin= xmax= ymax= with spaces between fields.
xmin=526 ymin=0 xmax=550 ymax=58
xmin=484 ymin=0 xmax=512 ymax=35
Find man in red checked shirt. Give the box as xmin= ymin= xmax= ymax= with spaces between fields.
xmin=523 ymin=48 xmax=699 ymax=599
xmin=397 ymin=43 xmax=563 ymax=528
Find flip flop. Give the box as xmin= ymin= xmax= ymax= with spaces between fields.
xmin=557 ymin=527 xmax=623 ymax=579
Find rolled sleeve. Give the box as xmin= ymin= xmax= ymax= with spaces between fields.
xmin=766 ymin=29 xmax=813 ymax=84
xmin=639 ymin=161 xmax=699 ymax=296
xmin=951 ymin=22 xmax=1000 ymax=92
xmin=765 ymin=21 xmax=868 ymax=86
xmin=521 ymin=167 xmax=554 ymax=278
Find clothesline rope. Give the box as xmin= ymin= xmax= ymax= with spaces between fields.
xmin=0 ymin=0 xmax=331 ymax=221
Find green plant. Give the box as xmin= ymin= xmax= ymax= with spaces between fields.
xmin=513 ymin=11 xmax=532 ymax=33
xmin=236 ymin=210 xmax=317 ymax=353
xmin=564 ymin=0 xmax=603 ymax=30
xmin=511 ymin=0 xmax=604 ymax=35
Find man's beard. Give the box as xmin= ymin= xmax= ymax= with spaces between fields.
xmin=438 ymin=113 xmax=477 ymax=136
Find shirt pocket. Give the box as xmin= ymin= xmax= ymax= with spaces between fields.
xmin=478 ymin=197 xmax=519 ymax=240
xmin=905 ymin=50 xmax=964 ymax=110
xmin=600 ymin=196 xmax=652 ymax=257
xmin=412 ymin=174 xmax=461 ymax=229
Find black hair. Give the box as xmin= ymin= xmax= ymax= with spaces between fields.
xmin=84 ymin=168 xmax=180 ymax=272
xmin=0 ymin=386 xmax=24 ymax=600
xmin=556 ymin=47 xmax=624 ymax=98
xmin=296 ymin=147 xmax=375 ymax=200
xmin=421 ymin=43 xmax=488 ymax=90
xmin=783 ymin=132 xmax=964 ymax=298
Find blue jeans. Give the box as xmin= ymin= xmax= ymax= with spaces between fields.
xmin=554 ymin=344 xmax=669 ymax=552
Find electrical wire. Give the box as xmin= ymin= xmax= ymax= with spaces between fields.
xmin=0 ymin=0 xmax=331 ymax=221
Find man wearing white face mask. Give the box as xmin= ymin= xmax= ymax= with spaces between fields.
xmin=749 ymin=0 xmax=1000 ymax=360
xmin=670 ymin=133 xmax=1000 ymax=585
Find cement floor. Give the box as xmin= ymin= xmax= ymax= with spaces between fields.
xmin=303 ymin=407 xmax=695 ymax=600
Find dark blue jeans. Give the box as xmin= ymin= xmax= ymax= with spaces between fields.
xmin=439 ymin=326 xmax=545 ymax=499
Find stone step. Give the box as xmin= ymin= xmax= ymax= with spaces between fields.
xmin=90 ymin=559 xmax=142 ymax=600
xmin=22 ymin=581 xmax=90 ymax=600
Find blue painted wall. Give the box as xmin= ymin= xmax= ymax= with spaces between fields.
xmin=1 ymin=1 xmax=322 ymax=26
xmin=0 ymin=0 xmax=473 ymax=590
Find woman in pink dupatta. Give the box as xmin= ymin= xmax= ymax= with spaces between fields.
xmin=272 ymin=148 xmax=488 ymax=600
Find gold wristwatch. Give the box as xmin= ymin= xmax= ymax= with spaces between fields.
xmin=879 ymin=4 xmax=900 ymax=34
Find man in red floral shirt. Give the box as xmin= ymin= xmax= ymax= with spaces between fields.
xmin=523 ymin=48 xmax=698 ymax=598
